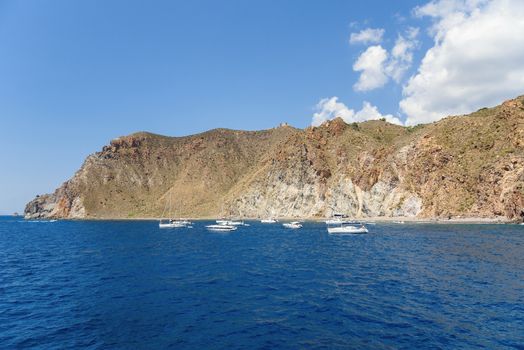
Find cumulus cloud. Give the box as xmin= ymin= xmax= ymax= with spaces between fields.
xmin=401 ymin=0 xmax=524 ymax=125
xmin=414 ymin=0 xmax=489 ymax=35
xmin=386 ymin=28 xmax=419 ymax=82
xmin=312 ymin=97 xmax=355 ymax=126
xmin=312 ymin=97 xmax=403 ymax=126
xmin=354 ymin=101 xmax=404 ymax=125
xmin=353 ymin=45 xmax=389 ymax=91
xmin=353 ymin=28 xmax=418 ymax=91
xmin=349 ymin=28 xmax=385 ymax=45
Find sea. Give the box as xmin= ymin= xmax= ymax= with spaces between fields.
xmin=0 ymin=216 xmax=523 ymax=349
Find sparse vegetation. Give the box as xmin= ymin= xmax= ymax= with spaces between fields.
xmin=406 ymin=124 xmax=425 ymax=133
xmin=25 ymin=96 xmax=524 ymax=220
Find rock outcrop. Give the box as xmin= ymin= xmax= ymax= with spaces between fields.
xmin=25 ymin=96 xmax=524 ymax=221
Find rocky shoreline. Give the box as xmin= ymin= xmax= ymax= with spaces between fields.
xmin=22 ymin=215 xmax=520 ymax=224
xmin=21 ymin=217 xmax=523 ymax=225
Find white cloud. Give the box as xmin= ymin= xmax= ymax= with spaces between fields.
xmin=312 ymin=97 xmax=403 ymax=126
xmin=405 ymin=26 xmax=420 ymax=40
xmin=386 ymin=28 xmax=419 ymax=82
xmin=349 ymin=28 xmax=385 ymax=45
xmin=415 ymin=0 xmax=486 ymax=17
xmin=401 ymin=0 xmax=524 ymax=125
xmin=355 ymin=101 xmax=404 ymax=125
xmin=353 ymin=45 xmax=389 ymax=91
xmin=312 ymin=97 xmax=355 ymax=126
xmin=353 ymin=28 xmax=418 ymax=91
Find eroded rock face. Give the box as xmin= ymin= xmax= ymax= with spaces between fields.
xmin=25 ymin=194 xmax=58 ymax=219
xmin=24 ymin=180 xmax=86 ymax=219
xmin=227 ymin=175 xmax=422 ymax=219
xmin=24 ymin=96 xmax=524 ymax=221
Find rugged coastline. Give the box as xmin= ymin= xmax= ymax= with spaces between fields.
xmin=25 ymin=217 xmax=517 ymax=224
xmin=25 ymin=96 xmax=524 ymax=222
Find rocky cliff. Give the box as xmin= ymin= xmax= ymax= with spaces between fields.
xmin=25 ymin=96 xmax=524 ymax=221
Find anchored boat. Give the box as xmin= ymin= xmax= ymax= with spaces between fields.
xmin=327 ymin=222 xmax=368 ymax=234
xmin=325 ymin=213 xmax=354 ymax=225
xmin=216 ymin=219 xmax=246 ymax=226
xmin=158 ymin=190 xmax=191 ymax=229
xmin=159 ymin=220 xmax=188 ymax=229
xmin=282 ymin=221 xmax=302 ymax=229
xmin=206 ymin=224 xmax=237 ymax=232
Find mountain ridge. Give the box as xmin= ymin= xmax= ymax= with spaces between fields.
xmin=25 ymin=96 xmax=524 ymax=221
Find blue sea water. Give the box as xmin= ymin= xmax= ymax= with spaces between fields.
xmin=0 ymin=216 xmax=523 ymax=349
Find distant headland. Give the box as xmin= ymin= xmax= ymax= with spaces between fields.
xmin=25 ymin=96 xmax=524 ymax=222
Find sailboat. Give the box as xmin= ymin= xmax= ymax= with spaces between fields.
xmin=216 ymin=219 xmax=245 ymax=226
xmin=282 ymin=221 xmax=302 ymax=229
xmin=325 ymin=213 xmax=354 ymax=225
xmin=158 ymin=190 xmax=190 ymax=229
xmin=261 ymin=210 xmax=278 ymax=223
xmin=260 ymin=218 xmax=278 ymax=223
xmin=326 ymin=221 xmax=368 ymax=234
xmin=215 ymin=203 xmax=248 ymax=226
xmin=206 ymin=224 xmax=237 ymax=232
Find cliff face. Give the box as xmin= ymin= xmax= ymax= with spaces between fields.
xmin=25 ymin=96 xmax=524 ymax=221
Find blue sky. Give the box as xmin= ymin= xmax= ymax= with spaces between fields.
xmin=1 ymin=0 xmax=523 ymax=213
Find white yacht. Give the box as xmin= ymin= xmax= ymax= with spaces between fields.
xmin=260 ymin=218 xmax=278 ymax=223
xmin=159 ymin=219 xmax=188 ymax=229
xmin=206 ymin=224 xmax=237 ymax=232
xmin=216 ymin=219 xmax=245 ymax=226
xmin=327 ymin=222 xmax=368 ymax=234
xmin=282 ymin=221 xmax=302 ymax=229
xmin=325 ymin=213 xmax=353 ymax=225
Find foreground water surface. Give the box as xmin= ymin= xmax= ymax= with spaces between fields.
xmin=0 ymin=217 xmax=523 ymax=349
